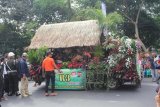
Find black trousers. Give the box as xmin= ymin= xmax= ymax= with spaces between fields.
xmin=8 ymin=72 xmax=19 ymax=94
xmin=45 ymin=72 xmax=55 ymax=93
xmin=0 ymin=77 xmax=3 ymax=98
xmin=4 ymin=74 xmax=9 ymax=93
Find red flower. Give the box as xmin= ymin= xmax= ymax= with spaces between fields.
xmin=57 ymin=63 xmax=62 ymax=69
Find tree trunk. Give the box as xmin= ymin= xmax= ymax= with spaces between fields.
xmin=134 ymin=23 xmax=147 ymax=52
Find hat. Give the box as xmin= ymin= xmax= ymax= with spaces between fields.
xmin=22 ymin=52 xmax=28 ymax=57
xmin=8 ymin=52 xmax=15 ymax=57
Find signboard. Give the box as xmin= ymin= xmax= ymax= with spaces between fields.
xmin=54 ymin=69 xmax=86 ymax=90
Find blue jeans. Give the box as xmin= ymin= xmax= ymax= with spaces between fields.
xmin=151 ymin=69 xmax=156 ymax=81
xmin=156 ymin=69 xmax=160 ymax=84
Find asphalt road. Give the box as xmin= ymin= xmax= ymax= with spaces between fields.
xmin=1 ymin=78 xmax=157 ymax=107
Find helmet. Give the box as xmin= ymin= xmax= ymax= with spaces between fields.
xmin=8 ymin=52 xmax=15 ymax=57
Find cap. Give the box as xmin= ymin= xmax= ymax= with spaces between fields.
xmin=22 ymin=52 xmax=28 ymax=57
xmin=8 ymin=52 xmax=15 ymax=57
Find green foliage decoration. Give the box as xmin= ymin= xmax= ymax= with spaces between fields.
xmin=28 ymin=46 xmax=48 ymax=65
xmin=93 ymin=45 xmax=104 ymax=58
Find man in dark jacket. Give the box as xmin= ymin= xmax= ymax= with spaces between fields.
xmin=18 ymin=53 xmax=30 ymax=97
xmin=6 ymin=52 xmax=20 ymax=96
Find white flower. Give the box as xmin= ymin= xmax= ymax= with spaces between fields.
xmin=107 ymin=55 xmax=118 ymax=67
xmin=125 ymin=58 xmax=131 ymax=68
xmin=125 ymin=39 xmax=132 ymax=49
xmin=118 ymin=46 xmax=126 ymax=53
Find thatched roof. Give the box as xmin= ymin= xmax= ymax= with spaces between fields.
xmin=29 ymin=20 xmax=101 ymax=49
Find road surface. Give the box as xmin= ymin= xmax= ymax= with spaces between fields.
xmin=1 ymin=78 xmax=157 ymax=107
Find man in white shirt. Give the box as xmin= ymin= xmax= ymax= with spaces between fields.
xmin=0 ymin=57 xmax=7 ymax=101
xmin=0 ymin=58 xmax=3 ymax=101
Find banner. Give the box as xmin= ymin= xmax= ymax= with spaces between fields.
xmin=53 ymin=69 xmax=86 ymax=90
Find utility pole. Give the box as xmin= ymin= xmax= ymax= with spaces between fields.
xmin=67 ymin=0 xmax=71 ymax=21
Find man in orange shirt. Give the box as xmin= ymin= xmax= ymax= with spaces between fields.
xmin=42 ymin=51 xmax=61 ymax=96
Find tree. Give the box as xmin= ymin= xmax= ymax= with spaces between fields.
xmin=0 ymin=22 xmax=28 ymax=54
xmin=0 ymin=0 xmax=33 ymax=22
xmin=0 ymin=0 xmax=35 ymax=54
xmin=75 ymin=0 xmax=160 ymax=50
xmin=124 ymin=11 xmax=160 ymax=48
xmin=71 ymin=8 xmax=123 ymax=34
xmin=33 ymin=0 xmax=69 ymax=24
xmin=105 ymin=0 xmax=160 ymax=51
xmin=104 ymin=0 xmax=147 ymax=51
xmin=0 ymin=0 xmax=159 ymax=54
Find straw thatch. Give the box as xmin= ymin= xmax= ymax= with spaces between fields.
xmin=29 ymin=20 xmax=101 ymax=49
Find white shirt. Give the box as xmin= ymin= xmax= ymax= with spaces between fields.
xmin=1 ymin=62 xmax=7 ymax=77
xmin=155 ymin=55 xmax=160 ymax=62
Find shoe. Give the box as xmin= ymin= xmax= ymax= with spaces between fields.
xmin=15 ymin=92 xmax=21 ymax=96
xmin=45 ymin=93 xmax=49 ymax=96
xmin=26 ymin=93 xmax=32 ymax=96
xmin=33 ymin=83 xmax=37 ymax=87
xmin=8 ymin=92 xmax=13 ymax=96
xmin=1 ymin=97 xmax=8 ymax=101
xmin=49 ymin=92 xmax=58 ymax=96
xmin=21 ymin=94 xmax=28 ymax=97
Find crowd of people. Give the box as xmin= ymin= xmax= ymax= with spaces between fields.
xmin=136 ymin=49 xmax=160 ymax=107
xmin=0 ymin=52 xmax=30 ymax=102
xmin=0 ymin=51 xmax=62 ymax=103
xmin=138 ymin=50 xmax=160 ymax=107
xmin=138 ymin=51 xmax=160 ymax=81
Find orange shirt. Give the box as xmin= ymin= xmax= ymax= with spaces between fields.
xmin=42 ymin=57 xmax=56 ymax=72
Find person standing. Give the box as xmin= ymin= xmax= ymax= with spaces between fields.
xmin=155 ymin=54 xmax=160 ymax=107
xmin=145 ymin=52 xmax=156 ymax=81
xmin=0 ymin=58 xmax=4 ymax=101
xmin=6 ymin=52 xmax=20 ymax=96
xmin=155 ymin=84 xmax=160 ymax=107
xmin=18 ymin=53 xmax=30 ymax=97
xmin=2 ymin=56 xmax=9 ymax=95
xmin=155 ymin=54 xmax=160 ymax=82
xmin=42 ymin=51 xmax=61 ymax=96
xmin=0 ymin=58 xmax=8 ymax=101
xmin=155 ymin=70 xmax=160 ymax=107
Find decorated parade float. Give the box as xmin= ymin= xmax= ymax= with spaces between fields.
xmin=28 ymin=20 xmax=141 ymax=90
xmin=86 ymin=35 xmax=141 ymax=90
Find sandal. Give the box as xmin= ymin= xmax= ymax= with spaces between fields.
xmin=50 ymin=93 xmax=58 ymax=96
xmin=45 ymin=93 xmax=49 ymax=96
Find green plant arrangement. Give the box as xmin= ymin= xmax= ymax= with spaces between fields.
xmin=28 ymin=46 xmax=48 ymax=65
xmin=93 ymin=45 xmax=104 ymax=58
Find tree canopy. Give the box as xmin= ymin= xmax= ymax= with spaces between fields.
xmin=0 ymin=0 xmax=159 ymax=54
